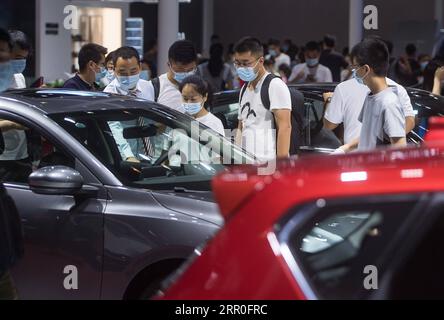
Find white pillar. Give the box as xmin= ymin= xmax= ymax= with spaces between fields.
xmin=202 ymin=0 xmax=214 ymax=57
xmin=157 ymin=0 xmax=179 ymax=74
xmin=349 ymin=0 xmax=364 ymax=50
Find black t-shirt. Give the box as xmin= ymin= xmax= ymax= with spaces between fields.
xmin=319 ymin=49 xmax=348 ymax=82
xmin=62 ymin=74 xmax=94 ymax=91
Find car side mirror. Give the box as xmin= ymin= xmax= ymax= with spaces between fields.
xmin=28 ymin=166 xmax=84 ymax=195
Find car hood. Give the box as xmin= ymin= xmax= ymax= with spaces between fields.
xmin=151 ymin=190 xmax=224 ymax=227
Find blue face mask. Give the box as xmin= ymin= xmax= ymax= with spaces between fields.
xmin=0 ymin=61 xmax=13 ymax=92
xmin=116 ymin=73 xmax=140 ymax=91
xmin=183 ymin=102 xmax=203 ymax=116
xmin=236 ymin=59 xmax=260 ymax=82
xmin=306 ymin=58 xmax=319 ymax=67
xmin=268 ymin=49 xmax=277 ymax=57
xmin=140 ymin=70 xmax=151 ymax=81
xmin=105 ymin=70 xmax=115 ymax=82
xmin=11 ymin=59 xmax=26 ymax=74
xmin=95 ymin=67 xmax=107 ymax=83
xmin=352 ymin=67 xmax=367 ymax=85
xmin=420 ymin=61 xmax=429 ymax=72
xmin=173 ymin=69 xmax=196 ymax=83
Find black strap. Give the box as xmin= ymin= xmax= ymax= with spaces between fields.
xmin=152 ymin=77 xmax=161 ymax=102
xmin=239 ymin=82 xmax=248 ymax=106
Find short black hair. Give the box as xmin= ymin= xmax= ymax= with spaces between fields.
xmin=234 ymin=37 xmax=264 ymax=56
xmin=351 ymin=38 xmax=389 ymax=76
xmin=168 ymin=40 xmax=197 ymax=64
xmin=179 ymin=75 xmax=213 ymax=109
xmin=78 ymin=43 xmax=107 ymax=71
xmin=323 ymin=35 xmax=336 ymax=48
xmin=305 ymin=41 xmax=321 ymax=52
xmin=9 ymin=30 xmax=32 ymax=53
xmin=105 ymin=50 xmax=115 ymax=65
xmin=113 ymin=46 xmax=140 ymax=66
xmin=406 ymin=43 xmax=417 ymax=56
xmin=0 ymin=28 xmax=12 ymax=50
xmin=384 ymin=40 xmax=394 ymax=55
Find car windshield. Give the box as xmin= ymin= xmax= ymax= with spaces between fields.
xmin=50 ymin=107 xmax=255 ymax=191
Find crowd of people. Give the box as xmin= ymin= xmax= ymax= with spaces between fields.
xmin=2 ymin=24 xmax=444 ymax=299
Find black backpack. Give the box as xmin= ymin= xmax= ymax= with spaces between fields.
xmin=239 ymin=74 xmax=305 ymax=155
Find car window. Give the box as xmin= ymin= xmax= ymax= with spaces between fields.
xmin=0 ymin=118 xmax=75 ymax=184
xmin=51 ymin=108 xmax=254 ymax=191
xmin=211 ymin=102 xmax=239 ymax=130
xmin=279 ymin=196 xmax=420 ymax=299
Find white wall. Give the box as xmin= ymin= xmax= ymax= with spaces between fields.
xmin=36 ymin=0 xmax=72 ymax=82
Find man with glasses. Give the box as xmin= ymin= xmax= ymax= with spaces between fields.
xmin=233 ymin=37 xmax=292 ymax=161
xmin=63 ymin=43 xmax=107 ymax=91
xmin=147 ymin=40 xmax=197 ymax=113
xmin=323 ymin=48 xmax=415 ymax=153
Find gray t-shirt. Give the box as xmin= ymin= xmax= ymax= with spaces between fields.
xmin=358 ymin=86 xmax=405 ymax=151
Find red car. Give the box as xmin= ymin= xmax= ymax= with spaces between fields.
xmin=159 ymin=120 xmax=444 ymax=300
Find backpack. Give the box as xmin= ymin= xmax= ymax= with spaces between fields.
xmin=239 ymin=74 xmax=305 ymax=155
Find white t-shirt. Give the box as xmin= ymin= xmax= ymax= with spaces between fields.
xmin=1 ymin=74 xmax=28 ymax=161
xmin=324 ymin=78 xmax=415 ymax=144
xmin=238 ymin=73 xmax=292 ymax=161
xmin=274 ymin=53 xmax=291 ymax=69
xmin=196 ymin=112 xmax=225 ymax=136
xmin=289 ymin=63 xmax=333 ymax=83
xmin=358 ymin=87 xmax=405 ymax=151
xmin=147 ymin=73 xmax=185 ymax=113
xmin=10 ymin=73 xmax=26 ymax=89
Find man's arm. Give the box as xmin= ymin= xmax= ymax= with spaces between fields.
xmin=433 ymin=66 xmax=444 ymax=96
xmin=405 ymin=116 xmax=415 ymax=133
xmin=0 ymin=120 xmax=25 ymax=132
xmin=322 ymin=92 xmax=339 ymax=130
xmin=272 ymin=109 xmax=292 ymax=158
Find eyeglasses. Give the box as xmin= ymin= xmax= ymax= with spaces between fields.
xmin=233 ymin=57 xmax=261 ymax=68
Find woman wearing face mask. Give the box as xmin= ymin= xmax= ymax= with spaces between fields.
xmin=179 ymin=75 xmax=225 ymax=136
xmin=100 ymin=51 xmax=116 ymax=88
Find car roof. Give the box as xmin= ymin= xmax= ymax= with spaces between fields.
xmin=1 ymin=88 xmax=161 ymax=115
xmin=212 ymin=143 xmax=444 ymax=222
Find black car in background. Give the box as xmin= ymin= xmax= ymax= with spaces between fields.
xmin=210 ymin=83 xmax=444 ymax=152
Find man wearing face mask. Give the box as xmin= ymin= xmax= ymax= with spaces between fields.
xmin=63 ymin=43 xmax=107 ymax=91
xmin=267 ymin=39 xmax=290 ymax=72
xmin=323 ymin=40 xmax=415 ymax=154
xmin=147 ymin=40 xmax=197 ymax=113
xmin=104 ymin=46 xmax=154 ymax=162
xmin=8 ymin=30 xmax=31 ymax=89
xmin=234 ymin=37 xmax=292 ymax=161
xmin=289 ymin=41 xmax=332 ymax=83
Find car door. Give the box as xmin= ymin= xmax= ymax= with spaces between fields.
xmin=0 ymin=112 xmax=107 ymax=299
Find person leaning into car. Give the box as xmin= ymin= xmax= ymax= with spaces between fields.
xmin=0 ymin=27 xmax=24 ymax=300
